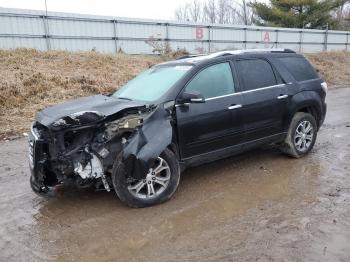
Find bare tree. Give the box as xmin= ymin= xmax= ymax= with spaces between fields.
xmin=188 ymin=0 xmax=202 ymax=22
xmin=335 ymin=1 xmax=350 ymax=30
xmin=174 ymin=0 xmax=254 ymax=25
xmin=230 ymin=0 xmax=254 ymax=25
xmin=175 ymin=4 xmax=190 ymax=21
xmin=216 ymin=0 xmax=228 ymax=24
xmin=203 ymin=0 xmax=217 ymax=23
xmin=341 ymin=5 xmax=350 ymax=30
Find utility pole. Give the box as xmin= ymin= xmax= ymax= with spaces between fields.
xmin=43 ymin=0 xmax=51 ymax=50
xmin=45 ymin=0 xmax=48 ymax=17
xmin=324 ymin=23 xmax=329 ymax=52
xmin=242 ymin=0 xmax=248 ymax=25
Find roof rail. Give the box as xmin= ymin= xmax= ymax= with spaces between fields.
xmin=209 ymin=48 xmax=295 ymax=58
xmin=172 ymin=49 xmax=295 ymax=63
xmin=176 ymin=54 xmax=205 ymax=60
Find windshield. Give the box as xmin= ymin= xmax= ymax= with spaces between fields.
xmin=113 ymin=65 xmax=192 ymax=102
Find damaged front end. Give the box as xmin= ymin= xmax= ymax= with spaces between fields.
xmin=28 ymin=100 xmax=173 ymax=198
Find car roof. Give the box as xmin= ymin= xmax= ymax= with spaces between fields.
xmin=156 ymin=48 xmax=298 ymax=67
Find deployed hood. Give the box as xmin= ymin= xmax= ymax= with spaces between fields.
xmin=36 ymin=95 xmax=147 ymax=128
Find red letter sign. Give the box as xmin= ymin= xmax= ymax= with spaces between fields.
xmin=196 ymin=28 xmax=204 ymax=40
xmin=263 ymin=32 xmax=270 ymax=42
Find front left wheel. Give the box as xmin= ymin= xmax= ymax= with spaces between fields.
xmin=112 ymin=148 xmax=180 ymax=208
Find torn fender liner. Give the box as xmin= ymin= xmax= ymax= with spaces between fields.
xmin=122 ymin=105 xmax=173 ymax=180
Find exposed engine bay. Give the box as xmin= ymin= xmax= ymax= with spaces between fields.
xmin=28 ymin=95 xmax=173 ymax=197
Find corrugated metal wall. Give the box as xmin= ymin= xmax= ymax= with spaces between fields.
xmin=0 ymin=7 xmax=349 ymax=54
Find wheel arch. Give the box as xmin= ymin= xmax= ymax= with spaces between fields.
xmin=296 ymin=105 xmax=320 ymax=127
xmin=288 ymin=91 xmax=323 ymax=130
xmin=167 ymin=142 xmax=180 ymax=160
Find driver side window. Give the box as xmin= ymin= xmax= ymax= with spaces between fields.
xmin=186 ymin=62 xmax=235 ymax=99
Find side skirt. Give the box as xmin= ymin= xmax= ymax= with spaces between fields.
xmin=179 ymin=132 xmax=287 ymax=171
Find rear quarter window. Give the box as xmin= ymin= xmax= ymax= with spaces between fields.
xmin=279 ymin=56 xmax=319 ymax=82
xmin=236 ymin=59 xmax=277 ymax=91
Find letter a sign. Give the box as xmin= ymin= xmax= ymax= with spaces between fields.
xmin=262 ymin=31 xmax=270 ymax=43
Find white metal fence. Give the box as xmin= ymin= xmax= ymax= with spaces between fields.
xmin=0 ymin=7 xmax=349 ymax=54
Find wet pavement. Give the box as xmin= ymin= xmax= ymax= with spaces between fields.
xmin=1 ymin=88 xmax=350 ymax=262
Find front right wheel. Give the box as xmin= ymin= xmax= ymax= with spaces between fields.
xmin=112 ymin=148 xmax=180 ymax=208
xmin=281 ymin=112 xmax=317 ymax=158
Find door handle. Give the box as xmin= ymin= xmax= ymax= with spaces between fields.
xmin=228 ymin=104 xmax=242 ymax=110
xmin=277 ymin=94 xmax=288 ymax=100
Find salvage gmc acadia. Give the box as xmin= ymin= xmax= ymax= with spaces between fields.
xmin=28 ymin=49 xmax=327 ymax=207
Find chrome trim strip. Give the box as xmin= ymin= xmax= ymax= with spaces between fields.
xmin=205 ymin=84 xmax=286 ymax=101
xmin=228 ymin=104 xmax=242 ymax=110
xmin=175 ymin=83 xmax=286 ymax=105
xmin=190 ymin=98 xmax=204 ymax=102
xmin=237 ymin=84 xmax=286 ymax=95
xmin=205 ymin=93 xmax=238 ymax=101
xmin=277 ymin=94 xmax=288 ymax=100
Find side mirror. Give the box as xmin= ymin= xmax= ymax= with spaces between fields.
xmin=178 ymin=91 xmax=205 ymax=104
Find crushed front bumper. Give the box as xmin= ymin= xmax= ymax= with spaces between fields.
xmin=28 ymin=124 xmax=60 ymax=197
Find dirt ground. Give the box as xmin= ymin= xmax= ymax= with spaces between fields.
xmin=0 ymin=87 xmax=350 ymax=262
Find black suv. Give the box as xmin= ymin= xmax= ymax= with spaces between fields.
xmin=29 ymin=49 xmax=327 ymax=207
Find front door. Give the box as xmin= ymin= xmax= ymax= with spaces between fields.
xmin=176 ymin=62 xmax=245 ymax=159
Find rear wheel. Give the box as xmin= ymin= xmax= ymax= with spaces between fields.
xmin=112 ymin=148 xmax=180 ymax=208
xmin=280 ymin=112 xmax=317 ymax=158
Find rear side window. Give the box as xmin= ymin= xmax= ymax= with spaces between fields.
xmin=236 ymin=59 xmax=277 ymax=91
xmin=186 ymin=62 xmax=235 ymax=99
xmin=279 ymin=56 xmax=318 ymax=82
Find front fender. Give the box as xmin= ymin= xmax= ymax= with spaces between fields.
xmin=122 ymin=105 xmax=174 ymax=180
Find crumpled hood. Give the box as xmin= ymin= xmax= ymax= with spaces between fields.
xmin=36 ymin=94 xmax=146 ymax=128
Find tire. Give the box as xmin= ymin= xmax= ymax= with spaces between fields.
xmin=30 ymin=174 xmax=57 ymax=198
xmin=280 ymin=112 xmax=317 ymax=158
xmin=112 ymin=148 xmax=180 ymax=208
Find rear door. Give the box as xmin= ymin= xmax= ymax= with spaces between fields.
xmin=176 ymin=62 xmax=245 ymax=159
xmin=234 ymin=58 xmax=289 ymax=142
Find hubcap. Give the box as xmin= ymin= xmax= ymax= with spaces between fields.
xmin=294 ymin=120 xmax=314 ymax=152
xmin=127 ymin=157 xmax=171 ymax=199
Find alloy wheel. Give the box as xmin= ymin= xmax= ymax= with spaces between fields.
xmin=294 ymin=120 xmax=314 ymax=152
xmin=127 ymin=157 xmax=171 ymax=199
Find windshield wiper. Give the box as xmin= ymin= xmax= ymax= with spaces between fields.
xmin=117 ymin=97 xmax=132 ymax=101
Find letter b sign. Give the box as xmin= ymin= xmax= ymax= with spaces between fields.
xmin=196 ymin=28 xmax=204 ymax=40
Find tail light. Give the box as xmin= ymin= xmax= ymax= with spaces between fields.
xmin=321 ymin=82 xmax=328 ymax=94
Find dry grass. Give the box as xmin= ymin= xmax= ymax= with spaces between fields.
xmin=0 ymin=49 xmax=349 ymax=138
xmin=306 ymin=52 xmax=350 ymax=86
xmin=0 ymin=49 xmax=160 ymax=138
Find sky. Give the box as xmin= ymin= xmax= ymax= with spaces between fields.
xmin=0 ymin=0 xmax=201 ymax=20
